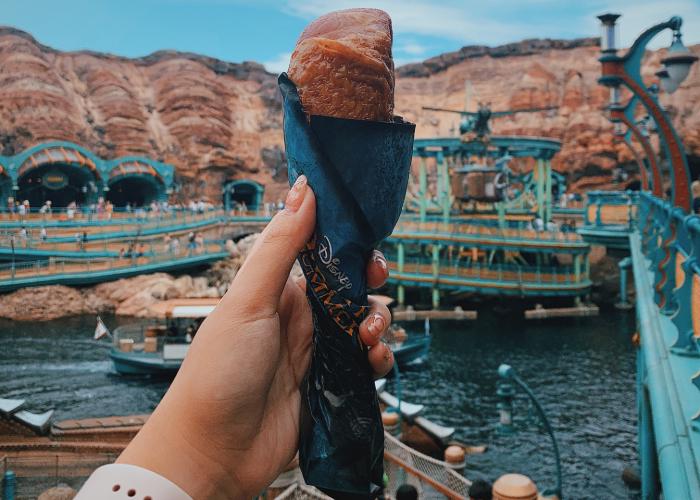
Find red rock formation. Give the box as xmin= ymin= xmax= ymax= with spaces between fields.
xmin=0 ymin=27 xmax=698 ymax=198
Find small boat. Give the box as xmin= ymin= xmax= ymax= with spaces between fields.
xmin=386 ymin=319 xmax=431 ymax=368
xmin=374 ymin=379 xmax=456 ymax=445
xmin=106 ymin=299 xmax=219 ymax=375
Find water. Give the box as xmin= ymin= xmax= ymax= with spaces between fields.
xmin=0 ymin=310 xmax=638 ymax=499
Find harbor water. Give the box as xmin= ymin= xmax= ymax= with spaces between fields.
xmin=0 ymin=309 xmax=637 ymax=499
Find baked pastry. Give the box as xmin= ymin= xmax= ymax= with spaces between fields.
xmin=287 ymin=8 xmax=394 ymax=122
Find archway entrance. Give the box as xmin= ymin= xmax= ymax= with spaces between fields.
xmin=0 ymin=166 xmax=12 ymax=207
xmin=223 ymin=180 xmax=264 ymax=211
xmin=17 ymin=164 xmax=98 ymax=208
xmin=107 ymin=175 xmax=163 ymax=207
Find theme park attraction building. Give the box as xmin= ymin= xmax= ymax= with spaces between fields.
xmin=0 ymin=141 xmax=175 ymax=208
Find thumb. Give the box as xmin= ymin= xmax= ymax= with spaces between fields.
xmin=224 ymin=175 xmax=315 ymax=317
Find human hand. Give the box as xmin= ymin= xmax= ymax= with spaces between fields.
xmin=117 ymin=176 xmax=394 ymax=499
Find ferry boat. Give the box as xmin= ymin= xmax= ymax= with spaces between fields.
xmin=108 ymin=299 xmax=219 ymax=375
xmin=107 ymin=298 xmax=429 ymax=375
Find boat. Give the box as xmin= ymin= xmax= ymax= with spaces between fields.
xmin=106 ymin=298 xmax=219 ymax=375
xmin=385 ymin=319 xmax=431 ymax=368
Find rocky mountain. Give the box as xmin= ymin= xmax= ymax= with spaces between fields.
xmin=0 ymin=27 xmax=698 ymax=199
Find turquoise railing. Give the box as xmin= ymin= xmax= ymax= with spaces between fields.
xmin=0 ymin=242 xmax=229 ymax=288
xmin=583 ymin=190 xmax=638 ymax=227
xmin=0 ymin=208 xmax=226 ymax=230
xmin=631 ymin=191 xmax=700 ymax=498
xmin=390 ymin=220 xmax=587 ymax=250
xmin=387 ymin=255 xmax=581 ymax=284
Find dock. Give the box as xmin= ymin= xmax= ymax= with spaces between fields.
xmin=524 ymin=303 xmax=600 ymax=319
xmin=393 ymin=306 xmax=477 ymax=321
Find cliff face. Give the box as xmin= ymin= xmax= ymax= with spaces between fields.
xmin=0 ymin=27 xmax=698 ymax=198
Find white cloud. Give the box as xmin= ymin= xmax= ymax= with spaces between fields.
xmin=279 ymin=0 xmax=699 ymax=49
xmin=397 ymin=41 xmax=428 ymax=56
xmin=263 ymin=51 xmax=292 ymax=74
xmin=280 ymin=0 xmax=553 ymax=45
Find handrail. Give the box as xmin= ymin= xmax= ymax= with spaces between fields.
xmin=0 ymin=242 xmax=228 ymax=283
xmin=636 ymin=192 xmax=700 ymax=352
xmin=584 ymin=190 xmax=638 ymax=227
xmin=0 ymin=208 xmax=226 ymax=229
xmin=391 ymin=221 xmax=585 ymax=245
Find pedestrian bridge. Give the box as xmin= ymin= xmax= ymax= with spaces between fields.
xmin=0 ymin=245 xmax=229 ymax=292
xmin=630 ymin=191 xmax=700 ymax=498
xmin=386 ymin=259 xmax=591 ymax=297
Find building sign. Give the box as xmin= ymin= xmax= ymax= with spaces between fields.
xmin=42 ymin=170 xmax=69 ymax=190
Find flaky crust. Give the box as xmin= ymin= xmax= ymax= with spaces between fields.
xmin=287 ymin=8 xmax=394 ymax=122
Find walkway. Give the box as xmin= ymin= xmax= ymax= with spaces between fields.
xmin=390 ymin=220 xmax=588 ymax=253
xmin=629 ymin=191 xmax=700 ymax=499
xmin=0 ymin=247 xmax=229 ymax=292
xmin=386 ymin=258 xmax=590 ymax=297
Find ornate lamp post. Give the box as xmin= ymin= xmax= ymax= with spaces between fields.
xmin=608 ymin=93 xmax=662 ymax=196
xmin=497 ymin=364 xmax=563 ymax=499
xmin=598 ymin=13 xmax=697 ymax=212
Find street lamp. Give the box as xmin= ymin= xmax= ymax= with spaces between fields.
xmin=654 ymin=68 xmax=677 ymax=94
xmin=597 ymin=13 xmax=697 ymax=212
xmin=662 ymin=29 xmax=698 ymax=90
xmin=497 ymin=364 xmax=563 ymax=499
xmin=608 ymin=94 xmax=661 ymax=196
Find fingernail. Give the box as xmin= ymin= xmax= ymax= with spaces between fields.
xmin=372 ymin=251 xmax=387 ymax=271
xmin=367 ymin=313 xmax=385 ymax=337
xmin=285 ymin=175 xmax=307 ymax=213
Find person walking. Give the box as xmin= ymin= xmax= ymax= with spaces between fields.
xmin=692 ymin=180 xmax=700 ymax=214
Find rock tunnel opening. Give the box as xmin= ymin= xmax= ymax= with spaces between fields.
xmin=16 ymin=163 xmax=97 ymax=208
xmin=224 ymin=180 xmax=264 ymax=211
xmin=107 ymin=176 xmax=162 ymax=207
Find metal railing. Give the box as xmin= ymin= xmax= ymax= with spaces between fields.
xmin=0 ymin=208 xmax=226 ymax=230
xmin=386 ymin=256 xmax=582 ymax=286
xmin=584 ymin=190 xmax=638 ymax=227
xmin=391 ymin=220 xmax=584 ymax=246
xmin=0 ymin=242 xmax=228 ymax=283
xmin=638 ymin=192 xmax=700 ymax=345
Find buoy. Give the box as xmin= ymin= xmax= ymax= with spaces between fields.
xmin=444 ymin=445 xmax=466 ymax=471
xmin=393 ymin=327 xmax=408 ymax=342
xmin=492 ymin=473 xmax=538 ymax=500
xmin=382 ymin=411 xmax=401 ymax=437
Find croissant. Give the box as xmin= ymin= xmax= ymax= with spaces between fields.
xmin=287 ymin=8 xmax=394 ymax=122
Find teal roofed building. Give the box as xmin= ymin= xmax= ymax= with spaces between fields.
xmin=0 ymin=141 xmax=175 ymax=208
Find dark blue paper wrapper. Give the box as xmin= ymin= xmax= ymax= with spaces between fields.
xmin=279 ymin=74 xmax=415 ymax=497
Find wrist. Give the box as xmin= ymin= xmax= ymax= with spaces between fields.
xmin=117 ymin=402 xmax=246 ymax=499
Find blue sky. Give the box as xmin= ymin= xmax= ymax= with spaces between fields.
xmin=3 ymin=0 xmax=699 ymax=72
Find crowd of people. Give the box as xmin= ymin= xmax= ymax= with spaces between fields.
xmin=2 ymin=196 xmax=222 ymax=222
xmin=529 ymin=216 xmax=578 ymax=233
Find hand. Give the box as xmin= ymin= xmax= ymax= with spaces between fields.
xmin=117 ymin=176 xmax=394 ymax=499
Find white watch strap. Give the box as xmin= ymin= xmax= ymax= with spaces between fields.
xmin=75 ymin=463 xmax=192 ymax=499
